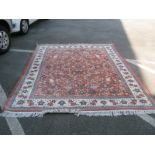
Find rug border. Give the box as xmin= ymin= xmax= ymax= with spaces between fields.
xmin=111 ymin=44 xmax=155 ymax=104
xmin=2 ymin=45 xmax=44 ymax=112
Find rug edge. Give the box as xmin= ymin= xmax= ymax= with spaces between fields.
xmin=111 ymin=43 xmax=155 ymax=104
xmin=1 ymin=109 xmax=155 ymax=118
xmin=2 ymin=43 xmax=155 ymax=117
xmin=2 ymin=45 xmax=48 ymax=111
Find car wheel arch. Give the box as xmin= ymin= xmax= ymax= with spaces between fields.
xmin=0 ymin=20 xmax=11 ymax=32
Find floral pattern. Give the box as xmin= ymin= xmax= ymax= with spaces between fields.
xmin=7 ymin=44 xmax=153 ymax=112
xmin=33 ymin=47 xmax=131 ymax=97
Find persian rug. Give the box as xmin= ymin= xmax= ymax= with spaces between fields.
xmin=1 ymin=44 xmax=155 ymax=117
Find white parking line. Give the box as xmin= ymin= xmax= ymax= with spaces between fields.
xmin=137 ymin=114 xmax=155 ymax=128
xmin=0 ymin=84 xmax=25 ymax=135
xmin=6 ymin=117 xmax=25 ymax=135
xmin=10 ymin=48 xmax=33 ymax=53
xmin=0 ymin=85 xmax=7 ymax=108
xmin=128 ymin=59 xmax=155 ymax=64
xmin=126 ymin=59 xmax=155 ymax=74
xmin=137 ymin=60 xmax=155 ymax=64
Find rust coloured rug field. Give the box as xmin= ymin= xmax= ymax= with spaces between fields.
xmin=2 ymin=44 xmax=155 ymax=117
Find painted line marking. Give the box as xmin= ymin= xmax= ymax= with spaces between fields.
xmin=127 ymin=59 xmax=155 ymax=64
xmin=138 ymin=60 xmax=155 ymax=64
xmin=10 ymin=48 xmax=33 ymax=53
xmin=6 ymin=117 xmax=25 ymax=135
xmin=0 ymin=84 xmax=25 ymax=135
xmin=137 ymin=114 xmax=155 ymax=128
xmin=0 ymin=85 xmax=7 ymax=108
xmin=126 ymin=59 xmax=155 ymax=74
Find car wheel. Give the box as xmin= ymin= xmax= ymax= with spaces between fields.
xmin=20 ymin=19 xmax=29 ymax=34
xmin=0 ymin=25 xmax=11 ymax=54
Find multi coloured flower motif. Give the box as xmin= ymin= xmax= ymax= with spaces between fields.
xmin=9 ymin=45 xmax=153 ymax=112
xmin=33 ymin=48 xmax=132 ymax=98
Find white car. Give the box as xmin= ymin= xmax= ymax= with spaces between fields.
xmin=12 ymin=19 xmax=38 ymax=34
xmin=0 ymin=19 xmax=38 ymax=54
xmin=0 ymin=19 xmax=12 ymax=54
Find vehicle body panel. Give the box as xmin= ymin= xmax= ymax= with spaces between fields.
xmin=12 ymin=19 xmax=38 ymax=33
xmin=0 ymin=19 xmax=13 ymax=33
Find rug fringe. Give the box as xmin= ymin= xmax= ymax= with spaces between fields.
xmin=1 ymin=109 xmax=155 ymax=117
xmin=0 ymin=109 xmax=79 ymax=118
xmin=78 ymin=110 xmax=155 ymax=117
xmin=0 ymin=111 xmax=43 ymax=117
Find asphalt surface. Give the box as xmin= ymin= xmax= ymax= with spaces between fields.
xmin=0 ymin=19 xmax=155 ymax=134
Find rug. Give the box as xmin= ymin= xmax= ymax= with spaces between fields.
xmin=1 ymin=44 xmax=155 ymax=117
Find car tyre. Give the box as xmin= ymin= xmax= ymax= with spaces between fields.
xmin=0 ymin=25 xmax=11 ymax=54
xmin=20 ymin=19 xmax=29 ymax=34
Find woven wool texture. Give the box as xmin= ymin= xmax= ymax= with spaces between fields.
xmin=2 ymin=44 xmax=155 ymax=117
